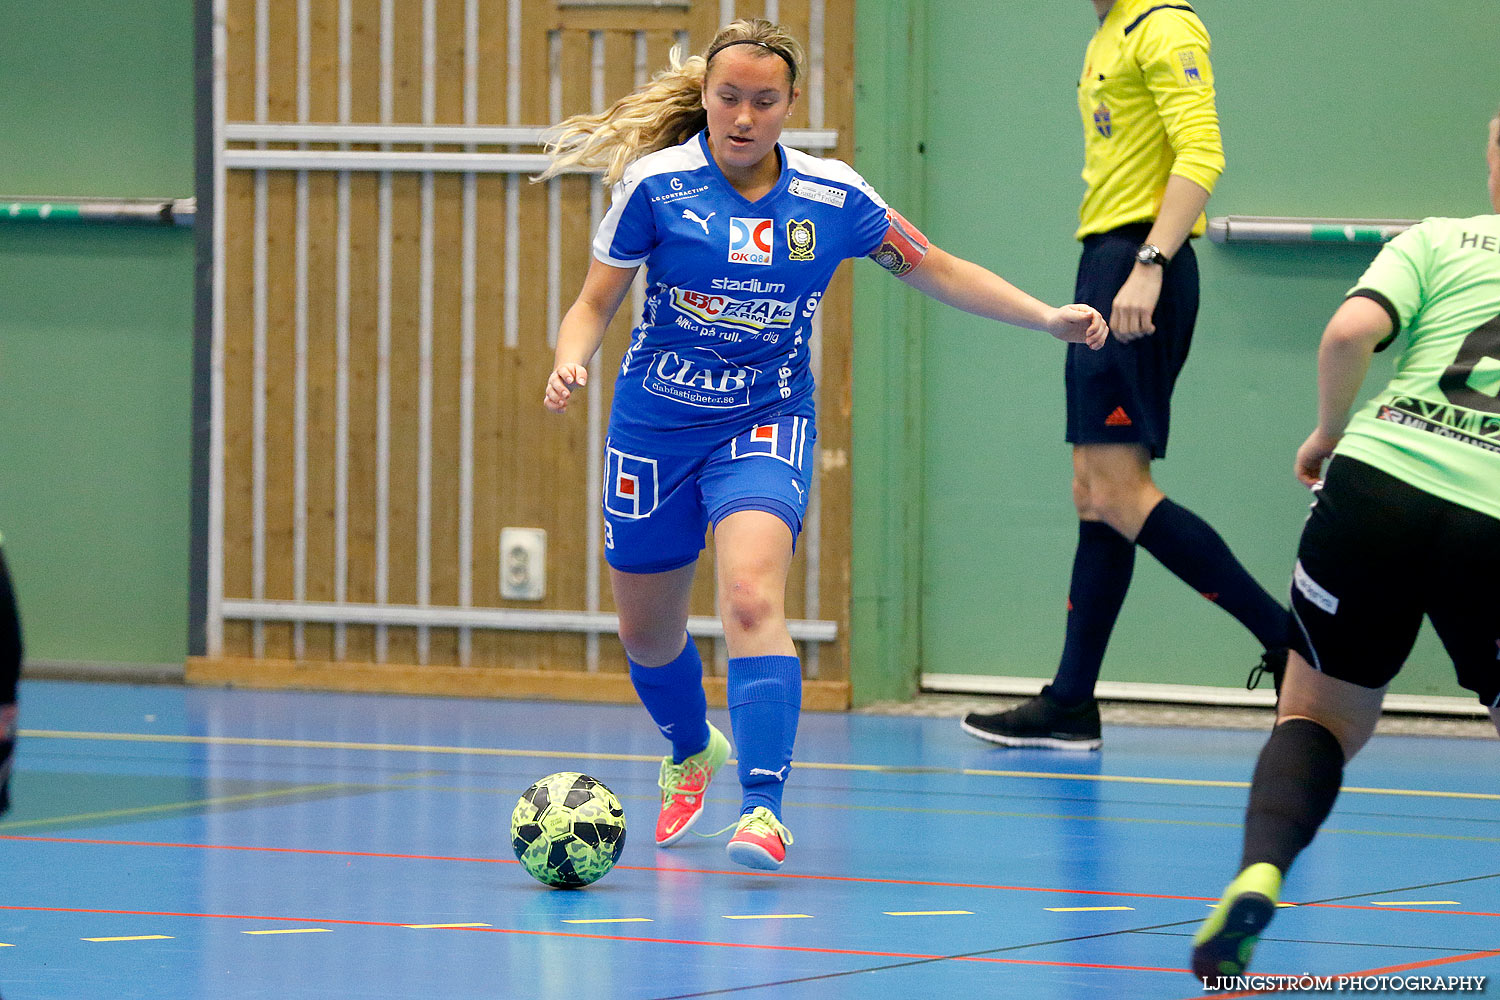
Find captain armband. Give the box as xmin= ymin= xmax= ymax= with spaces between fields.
xmin=868 ymin=209 xmax=931 ymax=277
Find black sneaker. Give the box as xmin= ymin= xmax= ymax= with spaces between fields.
xmin=1246 ymin=647 xmax=1288 ymax=694
xmin=960 ymin=687 xmax=1102 ymax=751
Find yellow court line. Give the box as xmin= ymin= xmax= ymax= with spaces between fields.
xmin=243 ymin=928 xmax=333 ymax=935
xmin=84 ymin=935 xmax=174 ymax=943
xmin=21 ymin=728 xmax=1500 ymax=802
xmin=1371 ymin=900 xmax=1459 ymax=906
xmin=404 ymin=922 xmax=492 ymax=929
xmin=722 ymin=914 xmax=812 ymax=921
xmin=1045 ymin=906 xmax=1135 ymax=912
xmin=884 ymin=910 xmax=973 ymax=917
xmin=561 ymin=918 xmax=654 ymax=925
xmin=0 ymin=780 xmax=365 ymax=832
xmin=0 ymin=942 xmax=13 ymax=947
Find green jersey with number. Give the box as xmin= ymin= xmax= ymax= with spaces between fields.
xmin=1336 ymin=214 xmax=1500 ymax=520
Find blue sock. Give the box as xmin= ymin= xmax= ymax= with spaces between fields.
xmin=727 ymin=655 xmax=801 ymax=819
xmin=628 ymin=637 xmax=711 ymax=764
xmin=1136 ymin=498 xmax=1290 ymax=650
xmin=1050 ymin=520 xmax=1135 ymax=706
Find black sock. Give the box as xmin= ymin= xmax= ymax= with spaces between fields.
xmin=0 ymin=548 xmax=18 ymax=706
xmin=0 ymin=549 xmax=19 ymax=816
xmin=1135 ymin=498 xmax=1289 ymax=650
xmin=1241 ymin=718 xmax=1345 ymax=873
xmin=1050 ymin=521 xmax=1135 ymax=706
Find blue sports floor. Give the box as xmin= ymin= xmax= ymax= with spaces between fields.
xmin=3 ymin=680 xmax=1499 ymax=999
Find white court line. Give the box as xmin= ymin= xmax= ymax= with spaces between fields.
xmin=1045 ymin=906 xmax=1135 ymax=913
xmin=562 ymin=918 xmax=654 ymax=925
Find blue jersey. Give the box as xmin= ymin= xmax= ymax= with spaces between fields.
xmin=594 ymin=131 xmax=891 ymax=448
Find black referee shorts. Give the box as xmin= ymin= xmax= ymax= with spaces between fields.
xmin=1289 ymin=456 xmax=1500 ymax=706
xmin=1065 ymin=222 xmax=1198 ymax=460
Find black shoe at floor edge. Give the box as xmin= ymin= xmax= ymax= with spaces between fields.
xmin=960 ymin=686 xmax=1102 ymax=751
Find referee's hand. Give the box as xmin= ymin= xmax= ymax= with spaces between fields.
xmin=1110 ymin=263 xmax=1163 ymax=342
xmin=1046 ymin=303 xmax=1109 ymax=350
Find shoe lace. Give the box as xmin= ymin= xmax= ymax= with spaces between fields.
xmin=658 ymin=755 xmax=710 ymax=800
xmin=697 ymin=807 xmax=794 ymax=845
xmin=1246 ymin=647 xmax=1287 ymax=692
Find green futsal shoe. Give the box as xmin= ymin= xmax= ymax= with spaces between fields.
xmin=1192 ymin=862 xmax=1283 ymax=982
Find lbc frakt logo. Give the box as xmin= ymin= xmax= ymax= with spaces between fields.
xmin=729 ymin=218 xmax=773 ymax=265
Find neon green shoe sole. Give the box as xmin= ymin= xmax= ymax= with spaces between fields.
xmin=1192 ymin=862 xmax=1283 ymax=981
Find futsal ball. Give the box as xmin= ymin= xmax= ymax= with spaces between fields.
xmin=510 ymin=772 xmax=627 ymax=888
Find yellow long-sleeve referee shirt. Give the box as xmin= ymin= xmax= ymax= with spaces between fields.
xmin=1076 ymin=1 xmax=1224 ymax=240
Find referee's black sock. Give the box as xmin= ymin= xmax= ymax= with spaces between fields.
xmin=1240 ymin=718 xmax=1345 ymax=873
xmin=1135 ymin=498 xmax=1289 ymax=650
xmin=0 ymin=548 xmax=20 ymax=816
xmin=1049 ymin=520 xmax=1135 ymax=706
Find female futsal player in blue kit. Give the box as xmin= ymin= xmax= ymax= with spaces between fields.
xmin=540 ymin=19 xmax=1107 ymax=870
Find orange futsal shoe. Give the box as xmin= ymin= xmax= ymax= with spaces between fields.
xmin=654 ymin=723 xmax=731 ymax=847
xmin=726 ymin=806 xmax=794 ymax=870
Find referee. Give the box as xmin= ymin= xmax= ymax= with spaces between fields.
xmin=963 ymin=0 xmax=1288 ymax=750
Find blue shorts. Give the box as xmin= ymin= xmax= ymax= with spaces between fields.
xmin=602 ymin=415 xmax=816 ymax=574
xmin=1065 ymin=223 xmax=1199 ymax=460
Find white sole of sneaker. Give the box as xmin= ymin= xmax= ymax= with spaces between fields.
xmin=960 ymin=718 xmax=1101 ymax=751
xmin=726 ymin=840 xmax=784 ymax=870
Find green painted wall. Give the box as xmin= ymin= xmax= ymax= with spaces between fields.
xmin=0 ymin=2 xmax=194 ymax=666
xmin=854 ymin=1 xmax=1496 ymax=699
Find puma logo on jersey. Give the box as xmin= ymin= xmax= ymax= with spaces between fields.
xmin=791 ymin=480 xmax=805 ymax=503
xmin=683 ymin=208 xmax=715 ymax=234
xmin=749 ymin=765 xmax=788 ymax=781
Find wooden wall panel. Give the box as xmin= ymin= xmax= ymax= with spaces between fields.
xmin=207 ymin=0 xmax=855 ymax=703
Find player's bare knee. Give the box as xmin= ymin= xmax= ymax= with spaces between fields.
xmin=720 ymin=578 xmax=779 ymax=638
xmin=616 ymin=621 xmax=682 ymax=666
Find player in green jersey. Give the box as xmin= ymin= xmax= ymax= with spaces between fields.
xmin=1191 ymin=109 xmax=1500 ymax=983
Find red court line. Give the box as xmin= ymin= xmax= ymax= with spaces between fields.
xmin=1179 ymin=947 xmax=1500 ymax=998
xmin=0 ymin=903 xmax=1183 ymax=975
xmin=8 ymin=835 xmax=1500 ymax=918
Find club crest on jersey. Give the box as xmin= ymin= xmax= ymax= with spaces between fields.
xmin=603 ymin=445 xmax=659 ymax=519
xmin=729 ymin=217 xmax=773 ymax=265
xmin=644 ymin=350 xmax=758 ymax=409
xmin=787 ymin=220 xmax=816 ymax=261
xmin=1093 ymin=102 xmax=1112 ymax=138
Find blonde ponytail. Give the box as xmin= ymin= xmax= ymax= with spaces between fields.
xmin=536 ymin=19 xmax=805 ymax=186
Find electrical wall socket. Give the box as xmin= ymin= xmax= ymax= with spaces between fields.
xmin=499 ymin=527 xmax=546 ymax=601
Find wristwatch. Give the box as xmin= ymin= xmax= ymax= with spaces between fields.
xmin=1135 ymin=243 xmax=1169 ymax=267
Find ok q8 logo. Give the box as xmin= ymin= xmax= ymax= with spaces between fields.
xmin=729 ymin=218 xmax=773 ymax=266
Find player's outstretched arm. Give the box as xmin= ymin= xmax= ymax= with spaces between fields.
xmin=545 ymin=259 xmax=638 ymax=413
xmin=898 ymin=246 xmax=1108 ymax=349
xmin=1294 ymin=295 xmax=1393 ymax=487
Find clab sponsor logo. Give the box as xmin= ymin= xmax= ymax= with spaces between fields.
xmin=729 ymin=217 xmax=773 ymax=265
xmin=643 ymin=351 xmax=758 ymax=409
